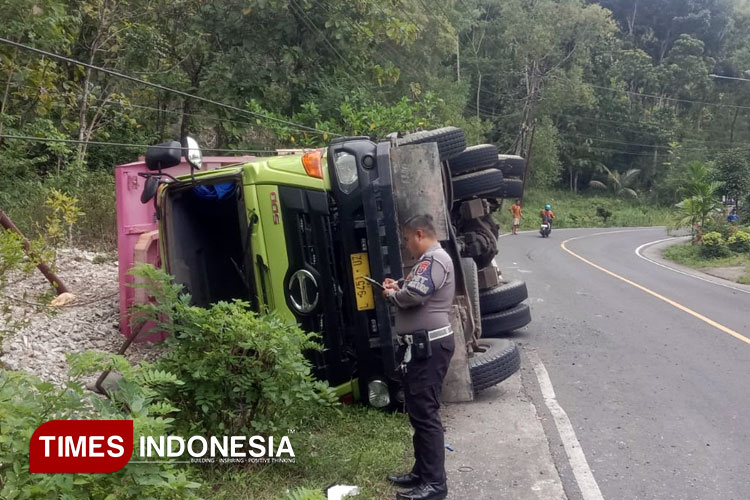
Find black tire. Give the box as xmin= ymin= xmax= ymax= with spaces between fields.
xmin=488 ymin=178 xmax=523 ymax=200
xmin=496 ymin=154 xmax=526 ymax=177
xmin=479 ymin=280 xmax=528 ymax=314
xmin=449 ymin=144 xmax=499 ymax=175
xmin=470 ymin=339 xmax=521 ymax=392
xmin=481 ymin=302 xmax=531 ymax=336
xmin=452 ymin=168 xmax=504 ymax=201
xmin=397 ymin=127 xmax=467 ymax=162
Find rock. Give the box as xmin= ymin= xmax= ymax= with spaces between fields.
xmin=50 ymin=292 xmax=77 ymax=307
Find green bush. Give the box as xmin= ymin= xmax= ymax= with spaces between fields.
xmin=129 ymin=264 xmax=338 ymax=436
xmin=700 ymin=231 xmax=730 ymax=258
xmin=728 ymin=230 xmax=750 ymax=254
xmin=0 ymin=365 xmax=201 ymax=499
xmin=700 ymin=217 xmax=735 ymax=240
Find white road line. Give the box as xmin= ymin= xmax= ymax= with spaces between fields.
xmin=528 ymin=351 xmax=605 ymax=500
xmin=498 ymin=226 xmax=658 ymax=240
xmin=557 ymin=227 xmax=651 ymax=243
xmin=635 ymin=237 xmax=750 ymax=295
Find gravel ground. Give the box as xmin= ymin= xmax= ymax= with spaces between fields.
xmin=0 ymin=248 xmax=160 ymax=386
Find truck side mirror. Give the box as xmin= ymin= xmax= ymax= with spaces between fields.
xmin=140 ymin=176 xmax=159 ymax=204
xmin=145 ymin=140 xmax=182 ymax=171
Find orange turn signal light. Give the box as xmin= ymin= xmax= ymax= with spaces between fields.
xmin=302 ymin=150 xmax=324 ymax=179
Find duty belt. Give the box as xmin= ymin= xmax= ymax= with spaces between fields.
xmin=396 ymin=326 xmax=453 ymax=345
xmin=397 ymin=326 xmax=453 ymax=367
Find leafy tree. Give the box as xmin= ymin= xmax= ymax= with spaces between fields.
xmin=712 ymin=149 xmax=750 ymax=207
xmin=527 ymin=118 xmax=562 ymax=189
xmin=6 ymin=0 xmax=750 ymax=247
xmin=589 ymin=166 xmax=641 ymax=198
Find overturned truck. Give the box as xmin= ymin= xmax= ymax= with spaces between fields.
xmin=116 ymin=127 xmax=532 ymax=408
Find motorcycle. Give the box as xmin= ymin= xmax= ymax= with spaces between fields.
xmin=540 ymin=219 xmax=551 ymax=238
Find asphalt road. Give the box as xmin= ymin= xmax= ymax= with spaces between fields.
xmin=495 ymin=226 xmax=750 ymax=500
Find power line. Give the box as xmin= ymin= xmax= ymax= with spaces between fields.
xmin=471 ymin=84 xmax=528 ymax=102
xmin=560 ymin=132 xmax=675 ymax=149
xmin=8 ymin=82 xmax=330 ymax=137
xmin=0 ymin=134 xmax=277 ymax=154
xmin=415 ymin=0 xmax=453 ymax=34
xmin=710 ymin=73 xmax=750 ymax=83
xmin=474 ymin=74 xmax=750 ymax=112
xmin=306 ymin=0 xmax=415 ymax=74
xmin=0 ymin=37 xmax=340 ymax=137
xmin=560 ymin=128 xmax=750 ymax=151
xmin=562 ymin=144 xmax=659 ymax=156
xmin=587 ymin=82 xmax=750 ymax=111
xmin=465 ymin=102 xmax=749 ymax=151
xmin=472 ymin=106 xmax=521 ymax=120
xmin=561 ymin=132 xmax=700 ymax=151
xmin=553 ymin=111 xmax=669 ymax=130
xmin=554 ymin=114 xmax=750 ymax=149
xmin=288 ymin=0 xmax=374 ymax=93
xmin=547 ymin=111 xmax=750 ymax=149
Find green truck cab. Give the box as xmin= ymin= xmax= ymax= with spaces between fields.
xmin=138 ymin=128 xmax=528 ymax=409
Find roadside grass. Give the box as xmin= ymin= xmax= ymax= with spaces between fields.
xmin=203 ymin=405 xmax=412 ymax=500
xmin=663 ymin=242 xmax=750 ymax=284
xmin=494 ymin=188 xmax=673 ymax=232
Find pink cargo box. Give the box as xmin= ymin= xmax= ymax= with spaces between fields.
xmin=115 ymin=156 xmax=254 ymax=341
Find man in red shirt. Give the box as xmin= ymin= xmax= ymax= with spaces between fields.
xmin=509 ymin=199 xmax=523 ymax=235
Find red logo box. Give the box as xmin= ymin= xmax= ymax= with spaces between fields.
xmin=30 ymin=420 xmax=133 ymax=473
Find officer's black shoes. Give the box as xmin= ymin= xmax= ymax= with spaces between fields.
xmin=395 ymin=482 xmax=448 ymax=500
xmin=387 ymin=472 xmax=422 ymax=487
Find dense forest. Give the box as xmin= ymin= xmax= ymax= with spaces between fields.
xmin=3 ymin=0 xmax=750 ymax=246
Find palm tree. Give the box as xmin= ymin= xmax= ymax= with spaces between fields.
xmin=589 ymin=166 xmax=641 ymax=198
xmin=679 ymin=161 xmax=713 ymax=198
xmin=675 ymin=180 xmax=724 ymax=240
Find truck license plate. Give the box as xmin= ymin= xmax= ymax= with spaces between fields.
xmin=350 ymin=252 xmax=375 ymax=311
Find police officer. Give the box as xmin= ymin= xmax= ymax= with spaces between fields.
xmin=382 ymin=214 xmax=455 ymax=500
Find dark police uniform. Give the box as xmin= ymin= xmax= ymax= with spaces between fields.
xmin=385 ymin=242 xmax=455 ymax=487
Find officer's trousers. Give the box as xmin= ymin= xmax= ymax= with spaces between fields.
xmin=402 ymin=334 xmax=455 ymax=485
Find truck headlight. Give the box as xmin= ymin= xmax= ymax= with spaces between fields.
xmin=368 ymin=379 xmax=391 ymax=408
xmin=333 ymin=152 xmax=359 ymax=194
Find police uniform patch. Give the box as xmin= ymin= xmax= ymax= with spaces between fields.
xmin=406 ymin=259 xmax=435 ymax=296
xmin=415 ymin=259 xmax=431 ymax=275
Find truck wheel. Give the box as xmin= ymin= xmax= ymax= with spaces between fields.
xmin=397 ymin=127 xmax=466 ymax=162
xmin=449 ymin=144 xmax=499 ymax=175
xmin=452 ymin=168 xmax=504 ymax=201
xmin=481 ymin=302 xmax=531 ymax=336
xmin=489 ymin=178 xmax=523 ymax=199
xmin=479 ymin=280 xmax=528 ymax=314
xmin=460 ymin=257 xmax=481 ymax=340
xmin=470 ymin=339 xmax=521 ymax=392
xmin=496 ymin=155 xmax=526 ymax=177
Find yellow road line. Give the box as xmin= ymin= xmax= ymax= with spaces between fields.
xmin=561 ymin=235 xmax=750 ymax=345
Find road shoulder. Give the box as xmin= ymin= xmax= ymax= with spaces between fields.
xmin=442 ymin=370 xmax=567 ymax=499
xmin=640 ymin=236 xmax=750 ymax=293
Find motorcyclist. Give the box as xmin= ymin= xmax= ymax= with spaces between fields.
xmin=540 ymin=204 xmax=555 ymax=225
